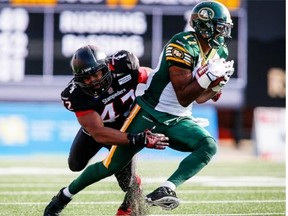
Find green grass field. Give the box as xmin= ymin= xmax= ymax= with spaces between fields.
xmin=0 ymin=151 xmax=285 ymax=216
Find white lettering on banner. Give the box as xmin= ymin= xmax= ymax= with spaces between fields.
xmin=62 ymin=34 xmax=144 ymax=57
xmin=58 ymin=121 xmax=79 ymax=142
xmin=0 ymin=8 xmax=28 ymax=82
xmin=30 ymin=120 xmax=55 ymax=141
xmin=60 ymin=10 xmax=146 ymax=59
xmin=59 ymin=11 xmax=146 ymax=34
xmin=0 ymin=8 xmax=29 ymax=31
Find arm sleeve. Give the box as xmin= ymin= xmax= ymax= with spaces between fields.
xmin=137 ymin=67 xmax=151 ymax=84
xmin=165 ymin=42 xmax=193 ymax=70
xmin=75 ymin=110 xmax=94 ymax=117
xmin=61 ymin=85 xmax=94 ymax=112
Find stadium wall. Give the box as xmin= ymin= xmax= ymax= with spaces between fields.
xmin=0 ymin=102 xmax=218 ymax=157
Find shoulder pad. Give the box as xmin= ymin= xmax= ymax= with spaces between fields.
xmin=107 ymin=50 xmax=139 ymax=74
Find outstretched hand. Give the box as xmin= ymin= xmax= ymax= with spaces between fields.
xmin=143 ymin=129 xmax=169 ymax=150
xmin=127 ymin=128 xmax=169 ymax=150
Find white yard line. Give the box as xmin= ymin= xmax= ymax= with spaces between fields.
xmin=0 ymin=167 xmax=285 ymax=187
xmin=0 ymin=167 xmax=73 ymax=175
xmin=0 ymin=189 xmax=285 ymax=195
xmin=0 ymin=176 xmax=285 ymax=187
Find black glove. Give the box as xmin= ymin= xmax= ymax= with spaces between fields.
xmin=106 ymin=50 xmax=139 ymax=74
xmin=127 ymin=129 xmax=169 ymax=150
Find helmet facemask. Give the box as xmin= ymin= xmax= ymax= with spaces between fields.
xmin=75 ymin=66 xmax=112 ymax=97
xmin=71 ymin=45 xmax=113 ymax=97
xmin=193 ymin=18 xmax=233 ymax=49
xmin=208 ymin=20 xmax=232 ymax=48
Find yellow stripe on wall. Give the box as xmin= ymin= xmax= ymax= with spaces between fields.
xmin=216 ymin=0 xmax=241 ymax=10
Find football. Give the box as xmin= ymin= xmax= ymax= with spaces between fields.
xmin=208 ymin=76 xmax=225 ymax=88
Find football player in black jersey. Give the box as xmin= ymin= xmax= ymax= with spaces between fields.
xmin=43 ymin=45 xmax=169 ymax=216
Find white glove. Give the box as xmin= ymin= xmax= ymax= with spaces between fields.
xmin=196 ymin=58 xmax=233 ymax=89
xmin=212 ymin=60 xmax=234 ymax=92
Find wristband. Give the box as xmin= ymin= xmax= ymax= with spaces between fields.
xmin=197 ymin=75 xmax=212 ymax=89
xmin=127 ymin=133 xmax=145 ymax=146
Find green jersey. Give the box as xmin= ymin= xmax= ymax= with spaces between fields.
xmin=138 ymin=31 xmax=228 ymax=117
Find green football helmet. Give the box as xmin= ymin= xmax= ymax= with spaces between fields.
xmin=190 ymin=1 xmax=233 ymax=48
xmin=70 ymin=45 xmax=112 ymax=97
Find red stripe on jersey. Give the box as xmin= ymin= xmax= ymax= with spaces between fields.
xmin=138 ymin=67 xmax=150 ymax=83
xmin=75 ymin=110 xmax=94 ymax=117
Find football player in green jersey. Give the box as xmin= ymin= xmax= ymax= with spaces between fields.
xmin=139 ymin=0 xmax=234 ymax=209
xmin=48 ymin=0 xmax=235 ymax=213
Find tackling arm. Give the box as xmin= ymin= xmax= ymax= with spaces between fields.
xmin=77 ymin=111 xmax=129 ymax=145
xmin=77 ymin=111 xmax=169 ymax=149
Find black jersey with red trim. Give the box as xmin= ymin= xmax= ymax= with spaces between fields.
xmin=61 ymin=69 xmax=148 ymax=129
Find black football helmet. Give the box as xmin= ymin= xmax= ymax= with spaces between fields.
xmin=70 ymin=45 xmax=112 ymax=97
xmin=190 ymin=1 xmax=233 ymax=48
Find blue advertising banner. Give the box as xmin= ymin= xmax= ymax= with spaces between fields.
xmin=0 ymin=102 xmax=218 ymax=157
xmin=0 ymin=102 xmax=78 ymax=154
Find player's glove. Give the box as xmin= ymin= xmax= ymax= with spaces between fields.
xmin=106 ymin=50 xmax=139 ymax=74
xmin=127 ymin=129 xmax=169 ymax=150
xmin=211 ymin=90 xmax=222 ymax=102
xmin=196 ymin=58 xmax=234 ymax=89
xmin=211 ymin=60 xmax=234 ymax=92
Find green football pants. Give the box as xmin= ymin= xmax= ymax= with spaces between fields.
xmin=68 ymin=104 xmax=217 ymax=194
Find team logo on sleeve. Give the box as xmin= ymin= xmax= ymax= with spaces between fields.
xmin=172 ymin=48 xmax=184 ymax=58
xmin=166 ymin=43 xmax=192 ymax=67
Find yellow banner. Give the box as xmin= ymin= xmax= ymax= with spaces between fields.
xmin=106 ymin=0 xmax=138 ymax=9
xmin=11 ymin=0 xmax=56 ymax=6
xmin=10 ymin=0 xmax=241 ymax=9
xmin=216 ymin=0 xmax=241 ymax=10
